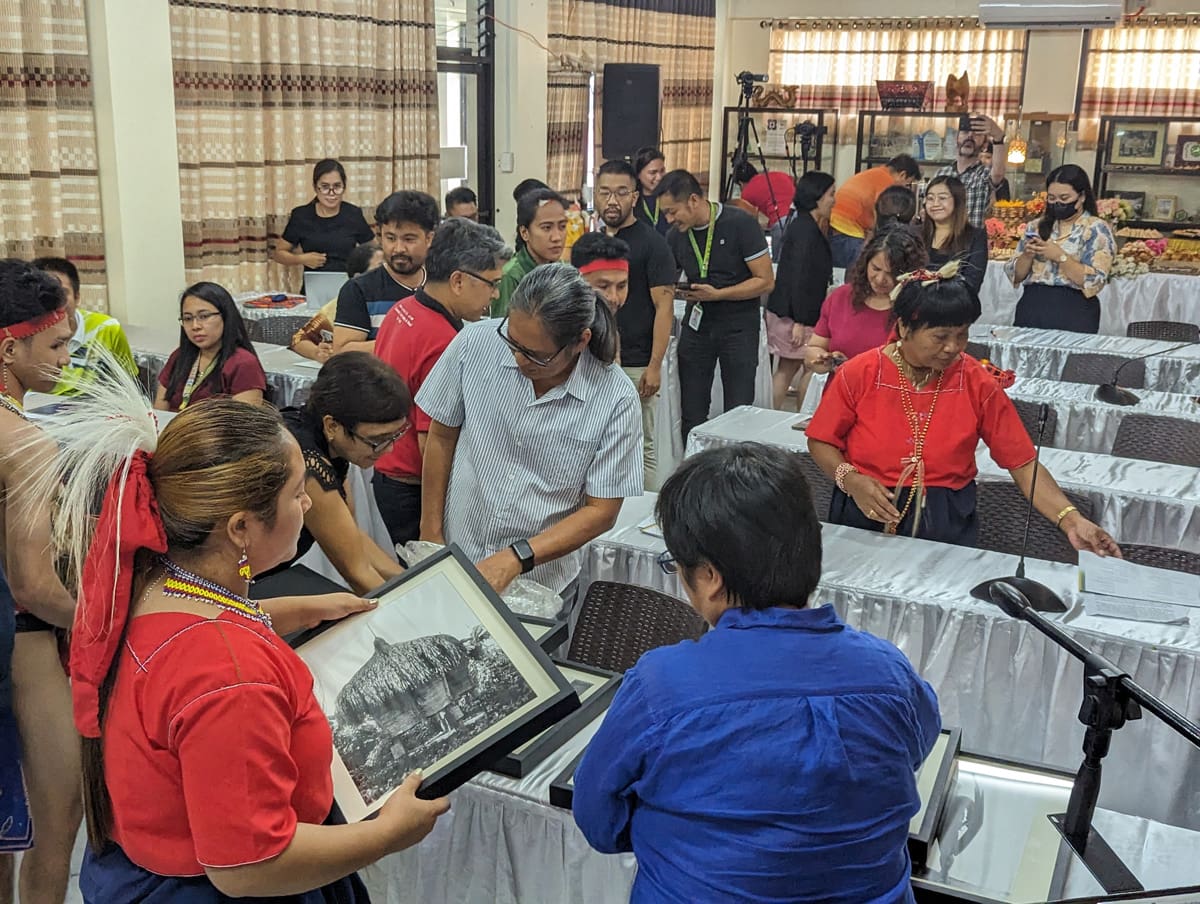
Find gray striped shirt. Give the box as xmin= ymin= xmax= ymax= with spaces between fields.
xmin=415 ymin=320 xmax=644 ymax=592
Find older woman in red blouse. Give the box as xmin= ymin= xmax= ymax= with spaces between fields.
xmin=806 ymin=268 xmax=1120 ymax=556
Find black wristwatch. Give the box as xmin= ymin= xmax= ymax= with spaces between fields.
xmin=509 ymin=539 xmax=536 ymax=574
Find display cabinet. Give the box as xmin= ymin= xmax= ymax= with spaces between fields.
xmin=854 ymin=110 xmax=967 ymax=174
xmin=718 ymin=106 xmax=837 ymax=199
xmin=1093 ymin=114 xmax=1200 ymax=229
xmin=1003 ymin=114 xmax=1073 ymax=200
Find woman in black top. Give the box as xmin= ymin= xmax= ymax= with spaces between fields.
xmin=275 ymin=159 xmax=375 ymax=274
xmin=633 ymin=147 xmax=670 ymax=236
xmin=267 ymin=352 xmax=412 ymax=594
xmin=921 ymin=175 xmax=988 ymax=301
xmin=765 ymin=171 xmax=835 ymax=409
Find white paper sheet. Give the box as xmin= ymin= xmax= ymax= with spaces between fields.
xmin=1078 ymin=550 xmax=1200 ymax=608
xmin=1082 ymin=592 xmax=1190 ymax=625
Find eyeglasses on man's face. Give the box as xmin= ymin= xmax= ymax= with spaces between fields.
xmin=595 ymin=187 xmax=635 ymax=202
xmin=459 ymin=269 xmax=502 ymax=291
xmin=350 ymin=423 xmax=410 ymax=454
xmin=656 ymin=550 xmax=678 ymax=575
xmin=316 ymin=183 xmax=345 ymax=196
xmin=496 ymin=317 xmax=566 ymax=368
xmin=179 ymin=311 xmax=222 ymax=326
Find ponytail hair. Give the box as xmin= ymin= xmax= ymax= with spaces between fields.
xmin=509 ymin=262 xmax=618 ymax=366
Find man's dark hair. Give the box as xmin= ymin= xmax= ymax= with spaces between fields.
xmin=886 ymin=154 xmax=921 ymax=180
xmin=570 ymin=233 xmax=630 ymax=270
xmin=426 ymin=218 xmax=512 ymax=282
xmin=375 ymin=190 xmax=439 ymax=232
xmin=656 ymin=443 xmax=822 ymax=610
xmin=0 ymin=259 xmax=66 ymax=329
xmin=513 ymin=178 xmax=550 ymax=203
xmin=32 ymin=256 xmax=80 ymax=298
xmin=345 ymin=242 xmax=380 ymax=279
xmin=304 ymin=351 xmax=411 ymax=432
xmin=656 ymin=169 xmax=703 ymax=203
xmin=445 ymin=186 xmax=477 ymax=211
xmin=597 ymin=159 xmax=637 ymax=183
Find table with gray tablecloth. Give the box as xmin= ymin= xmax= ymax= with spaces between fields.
xmin=979 ymin=262 xmax=1200 ymax=337
xmin=582 ymin=492 xmax=1200 ymax=831
xmin=969 ymin=324 xmax=1200 ymax=394
xmin=234 ymin=290 xmax=318 ymax=323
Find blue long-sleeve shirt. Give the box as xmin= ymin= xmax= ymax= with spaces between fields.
xmin=572 ymin=604 xmax=941 ymax=904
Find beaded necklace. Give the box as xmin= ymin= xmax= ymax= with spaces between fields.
xmin=0 ymin=393 xmax=27 ymax=421
xmin=160 ymin=557 xmax=272 ymax=629
xmin=887 ymin=346 xmax=944 ymax=536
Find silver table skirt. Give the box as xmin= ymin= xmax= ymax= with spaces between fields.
xmin=970 ymin=323 xmax=1200 ymax=394
xmin=582 ymin=493 xmax=1200 ymax=831
xmin=686 ymin=405 xmax=1200 ymax=554
xmin=979 ymin=261 xmax=1200 ymax=337
xmin=235 ymin=290 xmax=318 ymax=323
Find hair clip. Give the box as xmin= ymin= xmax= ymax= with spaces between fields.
xmin=890 ymin=258 xmax=962 ymax=300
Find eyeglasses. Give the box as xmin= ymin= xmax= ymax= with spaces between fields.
xmin=656 ymin=550 xmax=678 ymax=575
xmin=595 ymin=188 xmax=634 ymax=201
xmin=350 ymin=424 xmax=409 ymax=454
xmin=459 ymin=269 xmax=501 ymax=291
xmin=495 ymin=317 xmax=566 ymax=368
xmin=179 ymin=311 xmax=222 ymax=326
xmin=316 ymin=183 xmax=345 ymax=196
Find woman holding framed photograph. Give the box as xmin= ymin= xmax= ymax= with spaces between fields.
xmin=23 ymin=376 xmax=448 ymax=902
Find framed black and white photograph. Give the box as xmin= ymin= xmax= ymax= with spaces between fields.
xmin=491 ymin=661 xmax=622 ymax=779
xmin=517 ymin=614 xmax=569 ymax=654
xmin=1111 ymin=122 xmax=1166 ymax=167
xmin=549 ymin=748 xmax=586 ymax=810
xmin=296 ymin=546 xmax=579 ymax=821
xmin=908 ymin=727 xmax=961 ymax=867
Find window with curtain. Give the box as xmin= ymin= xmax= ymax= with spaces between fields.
xmin=767 ymin=18 xmax=1027 ymax=133
xmin=170 ymin=0 xmax=440 ymax=294
xmin=0 ymin=0 xmax=107 ymax=310
xmin=1078 ymin=17 xmax=1200 ymax=143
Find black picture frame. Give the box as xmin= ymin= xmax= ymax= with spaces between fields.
xmin=295 ymin=545 xmax=580 ymax=819
xmin=1103 ymin=190 xmax=1146 ymax=218
xmin=517 ymin=614 xmax=569 ymax=654
xmin=908 ymin=726 xmax=962 ymax=867
xmin=548 ymin=747 xmax=586 ymax=810
xmin=491 ymin=660 xmax=621 ymax=779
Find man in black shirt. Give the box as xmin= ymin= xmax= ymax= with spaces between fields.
xmin=658 ymin=169 xmax=774 ymax=441
xmin=445 ymin=186 xmax=479 ymax=221
xmin=333 ymin=190 xmax=439 ymax=354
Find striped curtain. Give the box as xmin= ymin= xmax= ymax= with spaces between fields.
xmin=169 ymin=0 xmax=439 ymax=293
xmin=548 ymin=0 xmax=716 ymax=189
xmin=0 ymin=0 xmax=107 ymax=311
xmin=1078 ymin=18 xmax=1200 ymax=144
xmin=547 ymin=70 xmax=591 ymax=200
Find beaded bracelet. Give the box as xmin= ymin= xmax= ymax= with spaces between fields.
xmin=1055 ymin=505 xmax=1078 ymax=528
xmin=834 ymin=462 xmax=858 ymax=492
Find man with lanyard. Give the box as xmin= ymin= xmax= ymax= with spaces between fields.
xmin=935 ymin=112 xmax=1008 ymax=227
xmin=333 ymin=190 xmax=439 ymax=354
xmin=591 ymin=159 xmax=677 ymax=489
xmin=657 ymin=169 xmax=775 ymax=441
xmin=372 ymin=218 xmax=512 ymax=547
xmin=0 ymin=260 xmax=81 ymax=904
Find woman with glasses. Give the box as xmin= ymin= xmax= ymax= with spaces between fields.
xmin=1005 ymin=164 xmax=1115 ymax=334
xmin=263 ymin=352 xmax=412 ymax=594
xmin=274 ymin=159 xmax=375 ymax=275
xmin=154 ymin=282 xmax=266 ymax=412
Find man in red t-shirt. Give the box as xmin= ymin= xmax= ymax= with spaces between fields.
xmin=372 ymin=217 xmax=512 ymax=546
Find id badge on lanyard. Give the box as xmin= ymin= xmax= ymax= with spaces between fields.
xmin=686 ymin=203 xmax=717 ymax=332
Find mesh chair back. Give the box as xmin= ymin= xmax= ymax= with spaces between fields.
xmin=1060 ymin=353 xmax=1145 ymax=389
xmin=1126 ymin=320 xmax=1200 ymax=343
xmin=567 ymin=580 xmax=707 ymax=673
xmin=796 ymin=452 xmax=834 ymax=521
xmin=1119 ymin=544 xmax=1200 ymax=576
xmin=976 ymin=482 xmax=1092 ymax=565
xmin=1112 ymin=414 xmax=1200 ymax=468
xmin=1011 ymin=398 xmax=1058 ymax=447
xmin=251 ymin=315 xmax=312 ymax=347
xmin=965 ymin=341 xmax=991 ymax=361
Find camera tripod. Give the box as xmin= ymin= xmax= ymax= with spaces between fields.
xmin=723 ymin=71 xmax=779 ymax=220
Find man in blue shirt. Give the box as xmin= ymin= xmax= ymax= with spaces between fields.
xmin=573 ymin=443 xmax=941 ymax=903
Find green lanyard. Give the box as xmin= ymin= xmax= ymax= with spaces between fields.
xmin=687 ymin=203 xmax=717 ymax=280
xmin=180 ymin=355 xmax=218 ymax=410
xmin=642 ymin=198 xmax=659 ymax=226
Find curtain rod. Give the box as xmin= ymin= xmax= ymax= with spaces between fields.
xmin=760 ymin=17 xmax=981 ymax=30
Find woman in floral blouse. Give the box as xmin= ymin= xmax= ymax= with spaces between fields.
xmin=1005 ymin=165 xmax=1115 ymax=334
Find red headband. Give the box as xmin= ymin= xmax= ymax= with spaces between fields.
xmin=578 ymin=258 xmax=630 ymax=276
xmin=0 ymin=307 xmax=67 ymax=342
xmin=71 ymin=450 xmax=167 ymax=738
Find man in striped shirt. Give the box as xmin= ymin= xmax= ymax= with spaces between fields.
xmin=416 ymin=264 xmax=644 ymax=599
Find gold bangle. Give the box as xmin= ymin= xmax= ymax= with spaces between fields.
xmin=1055 ymin=505 xmax=1078 ymax=527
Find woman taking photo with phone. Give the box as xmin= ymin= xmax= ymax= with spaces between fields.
xmin=1005 ymin=164 xmax=1115 ymax=334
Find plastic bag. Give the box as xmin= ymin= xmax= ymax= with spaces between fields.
xmin=399 ymin=541 xmax=563 ymax=619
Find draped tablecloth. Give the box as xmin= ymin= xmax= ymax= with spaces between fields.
xmin=671 ymin=299 xmax=773 ymax=416
xmin=582 ymin=493 xmax=1200 ymax=831
xmin=685 ymin=405 xmax=1200 ymax=554
xmin=235 ymin=290 xmax=321 ymax=323
xmin=970 ymin=324 xmax=1200 ymax=394
xmin=980 ymin=262 xmax=1200 ymax=337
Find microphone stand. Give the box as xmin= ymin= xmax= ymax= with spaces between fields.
xmin=1095 ymin=339 xmax=1196 ymax=406
xmin=971 ymin=402 xmax=1067 ymax=613
xmin=988 ymin=581 xmax=1200 ymax=894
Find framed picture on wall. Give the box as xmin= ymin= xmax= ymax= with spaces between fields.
xmin=1104 ymin=190 xmax=1146 ymax=218
xmin=1153 ymin=196 xmax=1178 ymax=221
xmin=1111 ymin=122 xmax=1167 ymax=166
xmin=1175 ymin=134 xmax=1200 ymax=168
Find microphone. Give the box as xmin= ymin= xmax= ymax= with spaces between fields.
xmin=1095 ymin=340 xmax=1196 ymax=406
xmin=988 ymin=581 xmax=1031 ymax=620
xmin=971 ymin=402 xmax=1067 ymax=613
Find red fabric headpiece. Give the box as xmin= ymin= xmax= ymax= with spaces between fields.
xmin=578 ymin=258 xmax=630 ymax=276
xmin=70 ymin=450 xmax=168 ymax=738
xmin=0 ymin=308 xmax=67 ymax=341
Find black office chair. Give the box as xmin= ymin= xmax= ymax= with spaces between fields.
xmin=1060 ymin=353 xmax=1146 ymax=389
xmin=1112 ymin=414 xmax=1200 ymax=468
xmin=965 ymin=341 xmax=991 ymax=361
xmin=246 ymin=314 xmax=311 ymax=347
xmin=1119 ymin=544 xmax=1200 ymax=576
xmin=568 ymin=581 xmax=707 ymax=673
xmin=796 ymin=452 xmax=835 ymax=522
xmin=1011 ymin=398 xmax=1059 ymax=447
xmin=976 ymin=482 xmax=1093 ymax=566
xmin=1126 ymin=320 xmax=1199 ymax=343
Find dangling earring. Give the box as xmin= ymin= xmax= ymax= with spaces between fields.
xmin=237 ymin=548 xmax=253 ymax=583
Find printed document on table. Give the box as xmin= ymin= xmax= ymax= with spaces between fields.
xmin=1078 ymin=550 xmax=1200 ymax=608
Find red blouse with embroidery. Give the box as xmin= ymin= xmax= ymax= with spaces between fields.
xmin=806 ymin=349 xmax=1036 ymax=489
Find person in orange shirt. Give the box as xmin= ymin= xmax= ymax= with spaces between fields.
xmin=828 ymin=155 xmax=921 ymax=268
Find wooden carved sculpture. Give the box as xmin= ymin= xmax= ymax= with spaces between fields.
xmin=944 ymin=72 xmax=970 ymax=113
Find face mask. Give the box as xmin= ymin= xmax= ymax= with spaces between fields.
xmin=1046 ymin=200 xmax=1078 ymax=221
